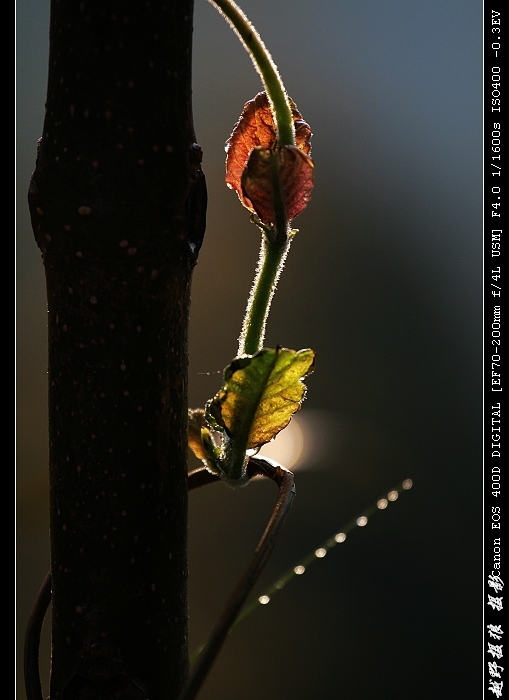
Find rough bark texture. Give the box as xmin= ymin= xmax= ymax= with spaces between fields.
xmin=28 ymin=2 xmax=206 ymax=698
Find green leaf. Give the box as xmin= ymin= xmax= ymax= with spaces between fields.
xmin=209 ymin=347 xmax=315 ymax=451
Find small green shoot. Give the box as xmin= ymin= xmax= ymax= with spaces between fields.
xmin=190 ymin=1 xmax=316 ymax=485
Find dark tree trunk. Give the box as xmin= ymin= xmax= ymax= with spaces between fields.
xmin=28 ymin=2 xmax=206 ymax=698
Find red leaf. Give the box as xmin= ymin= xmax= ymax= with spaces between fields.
xmin=225 ymin=92 xmax=312 ymax=213
xmin=241 ymin=145 xmax=314 ymax=225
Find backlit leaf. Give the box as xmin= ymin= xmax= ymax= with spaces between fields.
xmin=225 ymin=92 xmax=312 ymax=213
xmin=241 ymin=145 xmax=314 ymax=225
xmin=188 ymin=408 xmax=209 ymax=462
xmin=208 ymin=347 xmax=315 ymax=450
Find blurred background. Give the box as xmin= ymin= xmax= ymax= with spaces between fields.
xmin=17 ymin=1 xmax=482 ymax=698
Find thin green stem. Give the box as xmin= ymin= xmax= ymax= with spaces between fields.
xmin=221 ymin=229 xmax=291 ymax=484
xmin=238 ymin=233 xmax=292 ymax=356
xmin=206 ymin=0 xmax=300 ymax=484
xmin=207 ymin=0 xmax=295 ymax=146
xmin=207 ymin=0 xmax=298 ymax=358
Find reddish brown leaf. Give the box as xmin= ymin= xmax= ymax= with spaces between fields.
xmin=241 ymin=145 xmax=314 ymax=225
xmin=225 ymin=92 xmax=312 ymax=212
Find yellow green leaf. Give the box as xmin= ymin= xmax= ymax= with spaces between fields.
xmin=208 ymin=347 xmax=315 ymax=451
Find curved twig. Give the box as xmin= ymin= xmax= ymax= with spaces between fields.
xmin=177 ymin=457 xmax=296 ymax=700
xmin=187 ymin=466 xmax=221 ymax=491
xmin=24 ymin=570 xmax=52 ymax=700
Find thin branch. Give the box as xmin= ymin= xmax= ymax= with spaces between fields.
xmin=177 ymin=457 xmax=296 ymax=700
xmin=24 ymin=571 xmax=52 ymax=700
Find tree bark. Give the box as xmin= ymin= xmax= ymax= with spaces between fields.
xmin=28 ymin=2 xmax=206 ymax=698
